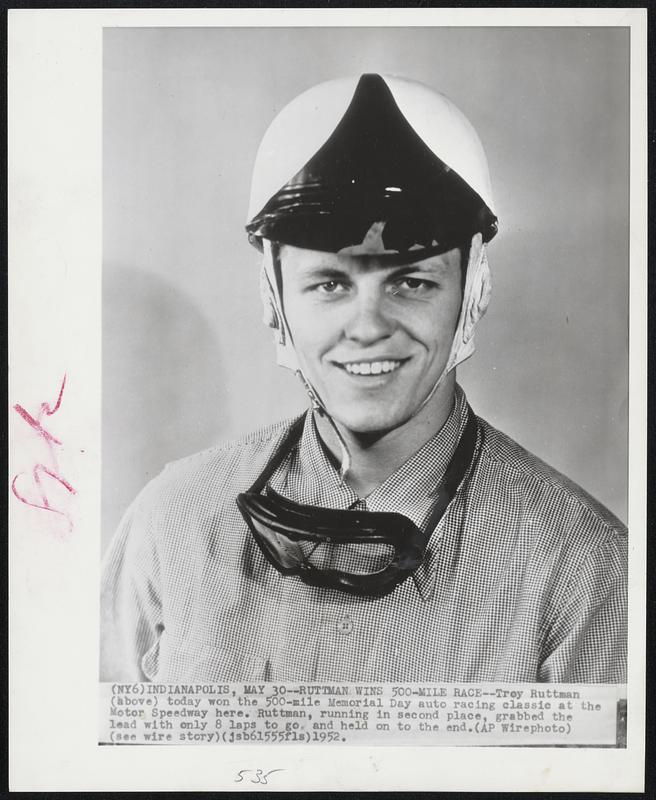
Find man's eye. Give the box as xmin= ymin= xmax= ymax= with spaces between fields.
xmin=391 ymin=277 xmax=436 ymax=293
xmin=401 ymin=278 xmax=425 ymax=289
xmin=315 ymin=280 xmax=346 ymax=294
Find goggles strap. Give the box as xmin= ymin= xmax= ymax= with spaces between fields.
xmin=420 ymin=405 xmax=479 ymax=542
xmin=249 ymin=414 xmax=307 ymax=495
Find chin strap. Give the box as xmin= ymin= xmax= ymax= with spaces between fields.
xmin=258 ymin=234 xmax=491 ymax=481
xmin=294 ymin=369 xmax=352 ymax=481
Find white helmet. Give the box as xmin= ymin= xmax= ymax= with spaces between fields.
xmin=247 ymin=74 xmax=496 ymax=254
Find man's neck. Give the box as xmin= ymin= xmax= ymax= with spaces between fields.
xmin=314 ymin=378 xmax=458 ymax=498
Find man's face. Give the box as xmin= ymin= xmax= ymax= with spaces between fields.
xmin=279 ymin=244 xmax=463 ymax=436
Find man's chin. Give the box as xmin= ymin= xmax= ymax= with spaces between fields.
xmin=329 ymin=408 xmax=411 ymax=441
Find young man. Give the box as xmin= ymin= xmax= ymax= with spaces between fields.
xmin=101 ymin=74 xmax=627 ymax=683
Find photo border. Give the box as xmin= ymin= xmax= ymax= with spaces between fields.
xmin=8 ymin=7 xmax=646 ymax=792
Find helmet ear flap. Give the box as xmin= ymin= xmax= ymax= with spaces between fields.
xmin=462 ymin=235 xmax=491 ymax=346
xmin=259 ymin=262 xmax=280 ymax=331
xmin=259 ymin=242 xmax=289 ymax=348
xmin=443 ymin=233 xmax=492 ymax=375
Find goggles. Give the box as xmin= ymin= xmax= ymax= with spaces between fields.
xmin=236 ymin=406 xmax=479 ymax=597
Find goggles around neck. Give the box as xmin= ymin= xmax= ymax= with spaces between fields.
xmin=236 ymin=406 xmax=479 ymax=597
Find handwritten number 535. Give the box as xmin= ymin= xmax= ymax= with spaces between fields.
xmin=235 ymin=769 xmax=284 ymax=785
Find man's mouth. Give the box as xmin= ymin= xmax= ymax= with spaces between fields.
xmin=336 ymin=359 xmax=406 ymax=376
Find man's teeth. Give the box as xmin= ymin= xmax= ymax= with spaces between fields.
xmin=343 ymin=360 xmax=402 ymax=375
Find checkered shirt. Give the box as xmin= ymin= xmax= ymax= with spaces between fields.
xmin=101 ymin=385 xmax=627 ymax=683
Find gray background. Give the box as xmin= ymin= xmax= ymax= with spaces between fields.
xmin=103 ymin=27 xmax=629 ymax=551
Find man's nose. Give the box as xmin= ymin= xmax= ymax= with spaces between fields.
xmin=343 ymin=289 xmax=393 ymax=345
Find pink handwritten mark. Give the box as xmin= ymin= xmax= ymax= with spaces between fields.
xmin=12 ymin=374 xmax=77 ymax=534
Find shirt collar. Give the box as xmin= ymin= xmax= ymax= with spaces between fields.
xmin=364 ymin=384 xmax=468 ymax=524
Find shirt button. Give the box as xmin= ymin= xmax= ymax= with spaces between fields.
xmin=336 ymin=615 xmax=353 ymax=635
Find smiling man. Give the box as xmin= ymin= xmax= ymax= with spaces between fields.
xmin=101 ymin=74 xmax=627 ymax=684
xmin=279 ymin=242 xmax=463 ymax=494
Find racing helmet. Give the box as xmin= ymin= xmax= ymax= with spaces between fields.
xmin=246 ymin=73 xmax=497 ymax=257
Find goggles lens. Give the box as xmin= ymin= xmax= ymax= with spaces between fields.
xmin=253 ymin=517 xmax=397 ymax=574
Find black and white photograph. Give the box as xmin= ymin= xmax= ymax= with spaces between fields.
xmin=9 ymin=8 xmax=646 ymax=793
xmin=102 ymin=25 xmax=628 ymax=685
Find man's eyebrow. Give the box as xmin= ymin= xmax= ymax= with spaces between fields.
xmin=292 ymin=260 xmax=451 ymax=281
xmin=296 ymin=265 xmax=349 ymax=280
xmin=386 ymin=262 xmax=448 ymax=278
